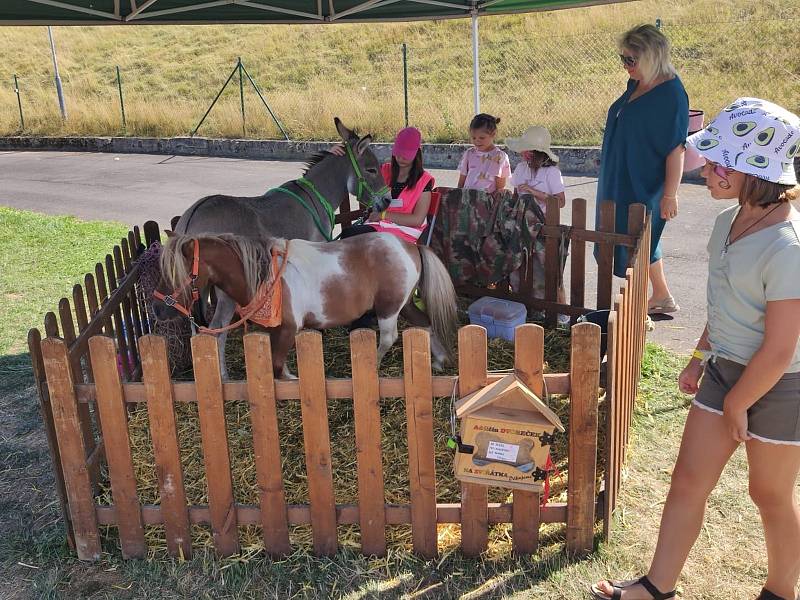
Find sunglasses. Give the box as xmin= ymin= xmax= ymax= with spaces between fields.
xmin=618 ymin=54 xmax=638 ymax=67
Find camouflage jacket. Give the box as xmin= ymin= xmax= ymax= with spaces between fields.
xmin=429 ymin=188 xmax=546 ymax=288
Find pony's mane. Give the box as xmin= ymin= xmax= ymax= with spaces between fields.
xmin=302 ymin=151 xmax=332 ymax=174
xmin=303 ymin=129 xmax=361 ymax=174
xmin=160 ymin=233 xmax=277 ymax=298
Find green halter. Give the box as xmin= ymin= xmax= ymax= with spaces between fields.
xmin=344 ymin=141 xmax=390 ymax=204
xmin=268 ymin=142 xmax=389 ymax=242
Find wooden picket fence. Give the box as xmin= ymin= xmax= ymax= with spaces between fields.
xmin=28 ymin=202 xmax=650 ymax=561
xmin=603 ymin=207 xmax=652 ymax=539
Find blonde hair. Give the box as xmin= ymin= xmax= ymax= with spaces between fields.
xmin=618 ymin=24 xmax=677 ymax=85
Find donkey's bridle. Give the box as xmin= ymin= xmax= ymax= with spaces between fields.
xmin=344 ymin=142 xmax=389 ymax=206
xmin=152 ymin=238 xmax=201 ymax=325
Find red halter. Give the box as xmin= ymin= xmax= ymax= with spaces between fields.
xmin=152 ymin=238 xmax=201 ymax=320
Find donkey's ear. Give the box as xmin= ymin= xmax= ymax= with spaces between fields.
xmin=355 ymin=134 xmax=372 ymax=156
xmin=335 ymin=117 xmax=354 ymax=142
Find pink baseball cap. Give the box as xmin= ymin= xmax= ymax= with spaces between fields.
xmin=392 ymin=127 xmax=422 ymax=160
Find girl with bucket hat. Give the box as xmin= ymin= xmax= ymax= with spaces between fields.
xmin=506 ymin=125 xmax=566 ymax=213
xmin=592 ymin=98 xmax=800 ymax=600
xmin=596 ymin=23 xmax=689 ymax=316
xmin=506 ymin=125 xmax=569 ymax=324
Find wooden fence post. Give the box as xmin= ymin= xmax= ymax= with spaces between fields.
xmin=28 ymin=329 xmax=75 ymax=550
xmin=458 ymin=325 xmax=488 ymax=557
xmin=544 ymin=195 xmax=561 ymax=328
xmin=89 ymin=336 xmax=146 ymax=558
xmin=570 ymin=198 xmax=587 ymax=315
xmin=58 ymin=297 xmax=98 ymax=484
xmin=140 ymin=335 xmax=192 ymax=559
xmin=192 ymin=334 xmax=240 ymax=557
xmin=597 ymin=202 xmax=616 ymax=310
xmin=403 ymin=328 xmax=438 ymax=558
xmin=243 ymin=333 xmax=291 ymax=557
xmin=143 ymin=221 xmax=161 ymax=247
xmin=512 ymin=323 xmax=544 ymax=555
xmin=41 ymin=338 xmax=101 ymax=561
xmin=350 ymin=329 xmax=387 ymax=557
xmin=296 ymin=330 xmax=338 ymax=557
xmin=567 ymin=322 xmax=601 ymax=554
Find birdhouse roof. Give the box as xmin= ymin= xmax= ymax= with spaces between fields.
xmin=455 ymin=373 xmax=565 ymax=432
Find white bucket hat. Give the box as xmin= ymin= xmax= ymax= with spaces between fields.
xmin=686 ymin=97 xmax=800 ymax=186
xmin=505 ymin=126 xmax=559 ymax=164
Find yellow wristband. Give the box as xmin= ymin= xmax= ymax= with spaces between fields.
xmin=692 ymin=349 xmax=707 ymax=362
xmin=380 ymin=210 xmax=387 ymax=221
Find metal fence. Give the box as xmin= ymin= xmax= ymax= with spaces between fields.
xmin=2 ymin=17 xmax=797 ymax=145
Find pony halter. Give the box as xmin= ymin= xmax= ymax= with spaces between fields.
xmin=152 ymin=239 xmax=201 ymax=329
xmin=345 ymin=142 xmax=389 ymax=209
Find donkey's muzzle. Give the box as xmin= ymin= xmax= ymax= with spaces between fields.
xmin=371 ymin=194 xmax=391 ymax=213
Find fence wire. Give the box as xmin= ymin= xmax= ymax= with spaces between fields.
xmin=1 ymin=17 xmax=797 ymax=145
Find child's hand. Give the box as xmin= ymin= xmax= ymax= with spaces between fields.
xmin=678 ymin=360 xmax=704 ymax=395
xmin=366 ymin=211 xmax=381 ymax=223
xmin=328 ymin=143 xmax=346 ymax=156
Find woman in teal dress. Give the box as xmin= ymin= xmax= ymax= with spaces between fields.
xmin=596 ymin=23 xmax=688 ymax=314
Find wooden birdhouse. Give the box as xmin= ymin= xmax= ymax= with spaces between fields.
xmin=454 ymin=373 xmax=565 ymax=492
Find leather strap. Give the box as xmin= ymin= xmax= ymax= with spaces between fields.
xmin=758 ymin=589 xmax=789 ymax=600
xmin=638 ymin=576 xmax=676 ymax=600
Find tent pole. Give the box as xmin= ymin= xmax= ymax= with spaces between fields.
xmin=471 ymin=9 xmax=480 ymax=115
xmin=47 ymin=26 xmax=67 ymax=120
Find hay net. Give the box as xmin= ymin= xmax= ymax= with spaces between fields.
xmin=137 ymin=241 xmax=193 ymax=373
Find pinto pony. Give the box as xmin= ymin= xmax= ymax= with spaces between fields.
xmin=152 ymin=232 xmax=458 ymax=378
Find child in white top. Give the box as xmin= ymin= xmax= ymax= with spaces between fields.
xmin=506 ymin=125 xmax=569 ymax=325
xmin=507 ymin=125 xmax=566 ymax=214
xmin=457 ymin=113 xmax=511 ymax=194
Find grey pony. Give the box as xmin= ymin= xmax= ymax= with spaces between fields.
xmin=172 ymin=117 xmax=391 ymax=378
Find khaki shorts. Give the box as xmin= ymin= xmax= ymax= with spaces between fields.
xmin=694 ymin=357 xmax=800 ymax=445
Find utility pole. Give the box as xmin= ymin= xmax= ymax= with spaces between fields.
xmin=47 ymin=26 xmax=67 ymax=120
xmin=471 ymin=10 xmax=480 ymax=115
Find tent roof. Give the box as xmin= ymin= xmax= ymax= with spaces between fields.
xmin=2 ymin=1 xmax=630 ymax=25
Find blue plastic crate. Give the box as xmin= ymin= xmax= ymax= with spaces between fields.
xmin=467 ymin=296 xmax=527 ymax=342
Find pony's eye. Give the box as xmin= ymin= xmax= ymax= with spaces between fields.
xmin=366 ymin=168 xmax=378 ymax=174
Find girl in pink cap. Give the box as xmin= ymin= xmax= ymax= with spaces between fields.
xmin=332 ymin=126 xmax=435 ymax=243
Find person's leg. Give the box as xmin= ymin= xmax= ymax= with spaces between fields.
xmin=340 ymin=223 xmax=378 ymax=239
xmin=746 ymin=440 xmax=800 ymax=600
xmin=594 ymin=406 xmax=738 ymax=598
xmin=648 ymin=258 xmax=673 ymax=303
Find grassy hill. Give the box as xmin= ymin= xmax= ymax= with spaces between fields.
xmin=0 ymin=0 xmax=797 ymax=144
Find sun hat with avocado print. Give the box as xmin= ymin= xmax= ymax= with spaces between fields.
xmin=686 ymin=97 xmax=799 ymax=186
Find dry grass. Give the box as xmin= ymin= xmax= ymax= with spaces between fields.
xmin=0 ymin=0 xmax=797 ymax=144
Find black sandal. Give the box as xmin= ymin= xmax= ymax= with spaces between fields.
xmin=590 ymin=575 xmax=676 ymax=600
xmin=757 ymin=589 xmax=790 ymax=600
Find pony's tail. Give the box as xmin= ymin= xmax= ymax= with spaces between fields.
xmin=418 ymin=246 xmax=458 ymax=360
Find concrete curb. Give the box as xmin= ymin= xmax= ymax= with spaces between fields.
xmin=0 ymin=135 xmax=712 ymax=181
xmin=0 ymin=135 xmax=602 ymax=175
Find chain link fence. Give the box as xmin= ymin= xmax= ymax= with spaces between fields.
xmin=1 ymin=17 xmax=797 ymax=145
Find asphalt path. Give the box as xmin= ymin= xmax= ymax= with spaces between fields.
xmin=0 ymin=150 xmax=731 ymax=354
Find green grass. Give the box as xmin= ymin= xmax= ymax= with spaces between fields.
xmin=0 ymin=0 xmax=797 ymax=145
xmin=0 ymin=207 xmax=128 ymax=355
xmin=0 ymin=208 xmax=786 ymax=598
